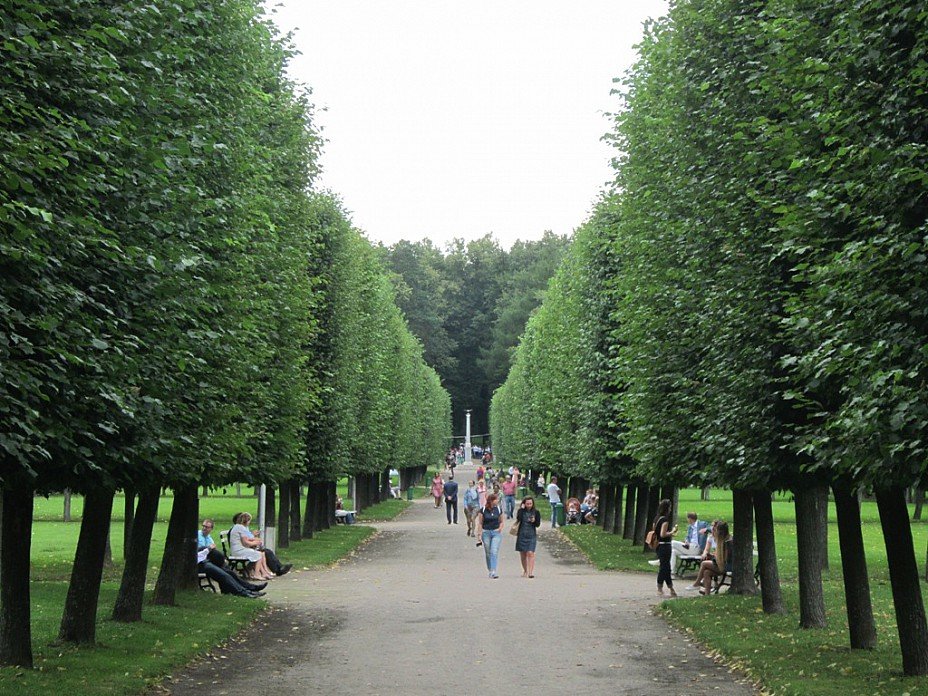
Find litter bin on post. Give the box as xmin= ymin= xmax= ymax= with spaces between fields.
xmin=554 ymin=502 xmax=565 ymax=527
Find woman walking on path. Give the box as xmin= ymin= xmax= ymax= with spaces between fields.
xmin=431 ymin=472 xmax=444 ymax=508
xmin=652 ymin=499 xmax=678 ymax=598
xmin=475 ymin=493 xmax=505 ymax=578
xmin=476 ymin=476 xmax=487 ymax=508
xmin=515 ymin=496 xmax=541 ymax=578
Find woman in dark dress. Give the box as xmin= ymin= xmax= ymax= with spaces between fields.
xmin=515 ymin=496 xmax=542 ymax=578
xmin=652 ymin=498 xmax=678 ymax=597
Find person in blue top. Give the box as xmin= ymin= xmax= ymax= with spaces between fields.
xmin=463 ymin=480 xmax=480 ymax=537
xmin=198 ymin=519 xmax=217 ymax=552
xmin=670 ymin=512 xmax=710 ymax=572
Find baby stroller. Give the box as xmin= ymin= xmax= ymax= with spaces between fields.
xmin=565 ymin=498 xmax=583 ymax=525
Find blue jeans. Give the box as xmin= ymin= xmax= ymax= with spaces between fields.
xmin=551 ymin=502 xmax=559 ymax=527
xmin=481 ymin=529 xmax=502 ymax=573
xmin=504 ymin=494 xmax=516 ymax=518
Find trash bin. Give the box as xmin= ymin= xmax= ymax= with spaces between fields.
xmin=406 ymin=487 xmax=414 ymax=501
xmin=555 ymin=502 xmax=565 ymax=527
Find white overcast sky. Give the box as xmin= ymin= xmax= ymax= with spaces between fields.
xmin=268 ymin=1 xmax=669 ymax=249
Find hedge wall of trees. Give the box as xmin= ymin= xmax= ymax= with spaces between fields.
xmin=1 ymin=0 xmax=449 ymax=667
xmin=491 ymin=0 xmax=928 ymax=675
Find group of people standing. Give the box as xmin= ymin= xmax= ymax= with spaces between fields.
xmin=650 ymin=501 xmax=732 ymax=598
xmin=432 ymin=464 xmax=543 ymax=579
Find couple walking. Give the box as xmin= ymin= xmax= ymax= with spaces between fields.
xmin=474 ymin=493 xmax=541 ymax=579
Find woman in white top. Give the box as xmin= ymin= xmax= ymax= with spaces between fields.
xmin=230 ymin=512 xmax=274 ymax=580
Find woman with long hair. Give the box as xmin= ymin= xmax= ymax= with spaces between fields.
xmin=474 ymin=492 xmax=505 ymax=578
xmin=515 ymin=496 xmax=541 ymax=578
xmin=694 ymin=521 xmax=730 ymax=595
xmin=652 ymin=498 xmax=678 ymax=597
xmin=431 ymin=472 xmax=444 ymax=508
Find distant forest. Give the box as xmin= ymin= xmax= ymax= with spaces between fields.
xmin=379 ymin=231 xmax=570 ymax=439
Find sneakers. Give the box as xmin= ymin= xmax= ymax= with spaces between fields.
xmin=684 ymin=585 xmax=700 ymax=591
xmin=276 ymin=564 xmax=293 ymax=577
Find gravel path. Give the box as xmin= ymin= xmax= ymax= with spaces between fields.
xmin=165 ymin=467 xmax=755 ymax=695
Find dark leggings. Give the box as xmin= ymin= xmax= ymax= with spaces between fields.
xmin=657 ymin=543 xmax=674 ymax=588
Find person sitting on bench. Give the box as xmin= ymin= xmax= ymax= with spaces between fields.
xmin=671 ymin=512 xmax=710 ymax=571
xmin=230 ymin=512 xmax=293 ymax=579
xmin=689 ymin=520 xmax=730 ymax=594
xmin=197 ymin=547 xmax=267 ymax=598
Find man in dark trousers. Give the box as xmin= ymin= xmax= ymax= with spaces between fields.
xmin=443 ymin=475 xmax=459 ymax=525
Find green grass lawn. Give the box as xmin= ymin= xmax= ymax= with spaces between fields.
xmin=560 ymin=488 xmax=928 ymax=695
xmin=11 ymin=489 xmax=385 ymax=696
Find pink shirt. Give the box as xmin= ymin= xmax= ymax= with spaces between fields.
xmin=502 ymin=481 xmax=517 ymax=496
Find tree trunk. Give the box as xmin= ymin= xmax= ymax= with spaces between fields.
xmin=611 ymin=483 xmax=624 ymax=535
xmin=153 ymin=484 xmax=196 ymax=606
xmin=795 ymin=484 xmax=828 ymax=628
xmin=59 ymin=488 xmax=115 ymax=643
xmin=753 ymin=490 xmax=784 ymax=613
xmin=599 ymin=483 xmax=612 ymax=530
xmin=278 ymin=481 xmax=291 ymax=548
xmin=306 ymin=479 xmax=316 ymax=539
xmin=914 ymin=488 xmax=925 ymax=521
xmin=623 ymin=483 xmax=636 ymax=540
xmin=816 ymin=485 xmax=829 ymax=570
xmin=731 ymin=488 xmax=757 ymax=595
xmin=123 ymin=488 xmax=135 ymax=560
xmin=103 ymin=527 xmax=114 ymax=568
xmin=266 ymin=486 xmax=276 ymax=527
xmin=876 ymin=486 xmax=928 ymax=675
xmin=113 ymin=485 xmax=160 ymax=622
xmin=327 ymin=481 xmax=337 ymax=528
xmin=833 ymin=481 xmax=877 ymax=649
xmin=381 ymin=467 xmax=391 ymax=501
xmin=0 ymin=486 xmax=34 ymax=667
xmin=291 ymin=480 xmax=305 ymax=541
xmin=179 ymin=486 xmax=199 ymax=591
xmin=63 ymin=489 xmax=72 ymax=522
xmin=633 ymin=483 xmax=649 ymax=546
xmin=312 ymin=483 xmax=325 ymax=532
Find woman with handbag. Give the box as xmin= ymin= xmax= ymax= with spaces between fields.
xmin=475 ymin=493 xmax=505 ymax=578
xmin=514 ymin=496 xmax=541 ymax=578
xmin=652 ymin=498 xmax=678 ymax=598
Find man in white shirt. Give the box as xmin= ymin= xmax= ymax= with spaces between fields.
xmin=670 ymin=512 xmax=710 ymax=573
xmin=546 ymin=477 xmax=562 ymax=528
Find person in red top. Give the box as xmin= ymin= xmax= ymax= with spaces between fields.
xmin=501 ymin=475 xmax=518 ymax=519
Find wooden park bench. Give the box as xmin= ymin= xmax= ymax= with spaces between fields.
xmin=198 ymin=571 xmax=218 ymax=592
xmin=220 ymin=529 xmax=255 ymax=575
xmin=675 ymin=553 xmax=704 ymax=578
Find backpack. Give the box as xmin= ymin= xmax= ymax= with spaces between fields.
xmin=645 ymin=529 xmax=658 ymax=550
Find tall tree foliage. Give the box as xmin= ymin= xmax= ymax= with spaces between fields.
xmin=492 ymin=0 xmax=928 ymax=675
xmin=0 ymin=0 xmax=451 ymax=665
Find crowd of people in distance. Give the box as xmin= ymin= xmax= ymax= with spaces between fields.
xmin=196 ymin=513 xmax=293 ymax=599
xmin=650 ymin=502 xmax=732 ymax=598
xmin=434 ymin=448 xmax=543 ymax=579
